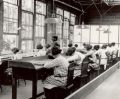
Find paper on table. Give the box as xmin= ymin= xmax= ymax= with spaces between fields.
xmin=34 ymin=65 xmax=43 ymax=69
xmin=30 ymin=60 xmax=51 ymax=66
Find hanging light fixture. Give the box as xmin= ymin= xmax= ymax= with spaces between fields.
xmin=104 ymin=28 xmax=111 ymax=33
xmin=74 ymin=0 xmax=91 ymax=30
xmin=104 ymin=25 xmax=111 ymax=33
xmin=45 ymin=0 xmax=63 ymax=24
xmin=45 ymin=14 xmax=63 ymax=23
xmin=96 ymin=25 xmax=106 ymax=31
xmin=75 ymin=11 xmax=89 ymax=29
xmin=75 ymin=21 xmax=89 ymax=29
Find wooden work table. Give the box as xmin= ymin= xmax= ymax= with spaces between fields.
xmin=9 ymin=56 xmax=53 ymax=99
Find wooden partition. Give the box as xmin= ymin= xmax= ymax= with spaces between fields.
xmin=65 ymin=61 xmax=120 ymax=99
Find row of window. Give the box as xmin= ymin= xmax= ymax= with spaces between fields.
xmin=2 ymin=0 xmax=76 ymax=54
xmin=74 ymin=25 xmax=120 ymax=47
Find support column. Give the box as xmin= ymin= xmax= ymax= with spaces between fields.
xmin=0 ymin=0 xmax=3 ymax=55
xmin=18 ymin=0 xmax=22 ymax=49
xmin=33 ymin=0 xmax=36 ymax=49
xmin=46 ymin=0 xmax=56 ymax=44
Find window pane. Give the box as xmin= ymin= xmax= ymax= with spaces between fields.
xmin=3 ymin=2 xmax=18 ymax=33
xmin=81 ymin=27 xmax=90 ymax=43
xmin=35 ymin=38 xmax=45 ymax=48
xmin=35 ymin=14 xmax=45 ymax=38
xmin=21 ymin=27 xmax=33 ymax=39
xmin=22 ymin=12 xmax=33 ymax=39
xmin=64 ymin=10 xmax=70 ymax=19
xmin=69 ymin=26 xmax=74 ymax=42
xmin=3 ymin=0 xmax=17 ymax=5
xmin=62 ymin=39 xmax=68 ymax=47
xmin=22 ymin=0 xmax=34 ymax=12
xmin=70 ymin=14 xmax=75 ymax=25
xmin=56 ymin=24 xmax=62 ymax=39
xmin=109 ymin=25 xmax=118 ymax=44
xmin=36 ymin=1 xmax=46 ymax=15
xmin=74 ymin=26 xmax=81 ymax=43
xmin=56 ymin=8 xmax=63 ymax=16
xmin=3 ymin=35 xmax=18 ymax=51
xmin=21 ymin=40 xmax=33 ymax=51
xmin=90 ymin=25 xmax=99 ymax=44
xmin=56 ymin=15 xmax=62 ymax=39
xmin=100 ymin=25 xmax=109 ymax=44
xmin=63 ymin=19 xmax=69 ymax=38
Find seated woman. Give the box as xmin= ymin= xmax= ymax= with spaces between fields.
xmin=46 ymin=43 xmax=60 ymax=59
xmin=99 ymin=44 xmax=108 ymax=71
xmin=82 ymin=45 xmax=99 ymax=72
xmin=11 ymin=47 xmax=22 ymax=60
xmin=92 ymin=45 xmax=100 ymax=65
xmin=67 ymin=47 xmax=85 ymax=77
xmin=66 ymin=43 xmax=73 ymax=56
xmin=36 ymin=44 xmax=46 ymax=56
xmin=79 ymin=43 xmax=88 ymax=54
xmin=106 ymin=43 xmax=112 ymax=58
xmin=74 ymin=44 xmax=79 ymax=51
xmin=87 ymin=45 xmax=100 ymax=79
xmin=111 ymin=42 xmax=118 ymax=59
xmin=43 ymin=46 xmax=69 ymax=99
xmin=85 ymin=44 xmax=94 ymax=57
xmin=74 ymin=44 xmax=78 ymax=48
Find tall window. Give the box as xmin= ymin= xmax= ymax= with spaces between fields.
xmin=70 ymin=14 xmax=75 ymax=25
xmin=99 ymin=25 xmax=109 ymax=44
xmin=35 ymin=1 xmax=46 ymax=47
xmin=22 ymin=0 xmax=34 ymax=12
xmin=81 ymin=28 xmax=90 ymax=43
xmin=56 ymin=8 xmax=63 ymax=47
xmin=73 ymin=25 xmax=120 ymax=47
xmin=21 ymin=0 xmax=34 ymax=51
xmin=70 ymin=14 xmax=75 ymax=43
xmin=21 ymin=12 xmax=33 ymax=39
xmin=63 ymin=10 xmax=70 ymax=47
xmin=90 ymin=25 xmax=99 ymax=44
xmin=109 ymin=25 xmax=118 ymax=45
xmin=21 ymin=12 xmax=33 ymax=51
xmin=73 ymin=26 xmax=81 ymax=47
xmin=56 ymin=8 xmax=76 ymax=47
xmin=3 ymin=0 xmax=18 ymax=53
xmin=20 ymin=0 xmax=34 ymax=51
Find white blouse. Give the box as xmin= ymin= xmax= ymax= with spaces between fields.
xmin=43 ymin=55 xmax=69 ymax=89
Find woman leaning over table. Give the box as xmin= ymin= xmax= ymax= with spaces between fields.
xmin=67 ymin=47 xmax=85 ymax=77
xmin=43 ymin=46 xmax=69 ymax=99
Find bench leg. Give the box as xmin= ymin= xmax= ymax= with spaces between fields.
xmin=0 ymin=84 xmax=2 ymax=92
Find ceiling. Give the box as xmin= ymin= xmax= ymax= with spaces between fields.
xmin=55 ymin=0 xmax=120 ymax=24
xmin=72 ymin=0 xmax=120 ymax=24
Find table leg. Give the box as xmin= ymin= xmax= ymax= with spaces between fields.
xmin=32 ymin=77 xmax=37 ymax=99
xmin=12 ymin=77 xmax=17 ymax=99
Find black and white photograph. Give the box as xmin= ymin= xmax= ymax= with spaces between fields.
xmin=0 ymin=0 xmax=120 ymax=99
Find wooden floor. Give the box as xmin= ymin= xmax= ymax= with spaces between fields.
xmin=0 ymin=80 xmax=44 ymax=99
xmin=84 ymin=69 xmax=120 ymax=99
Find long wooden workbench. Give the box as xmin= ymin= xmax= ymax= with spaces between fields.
xmin=8 ymin=56 xmax=53 ymax=99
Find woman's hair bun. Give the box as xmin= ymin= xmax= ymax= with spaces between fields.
xmin=51 ymin=46 xmax=62 ymax=55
